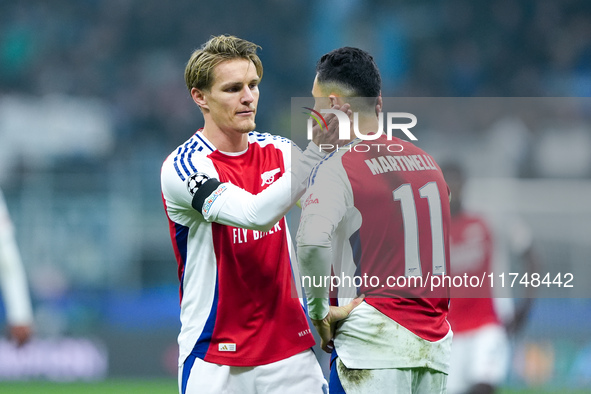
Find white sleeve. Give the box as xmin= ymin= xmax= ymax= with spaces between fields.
xmin=196 ymin=141 xmax=326 ymax=232
xmin=296 ymin=215 xmax=333 ymax=320
xmin=0 ymin=193 xmax=33 ymax=325
xmin=296 ymin=157 xmax=351 ymax=320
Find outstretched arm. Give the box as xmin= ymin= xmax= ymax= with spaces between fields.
xmin=184 ymin=104 xmax=351 ymax=231
xmin=194 ymin=141 xmax=323 ymax=232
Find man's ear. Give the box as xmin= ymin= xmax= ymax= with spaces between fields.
xmin=191 ymin=87 xmax=209 ymax=111
xmin=376 ymin=94 xmax=383 ymax=116
xmin=328 ymin=94 xmax=345 ymax=108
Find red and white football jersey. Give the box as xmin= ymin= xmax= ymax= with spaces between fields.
xmin=447 ymin=213 xmax=500 ymax=333
xmin=297 ymin=135 xmax=452 ymax=372
xmin=161 ymin=130 xmax=316 ymax=368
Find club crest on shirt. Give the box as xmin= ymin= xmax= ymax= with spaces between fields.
xmin=186 ymin=172 xmax=210 ymax=196
xmin=260 ymin=168 xmax=281 ymax=186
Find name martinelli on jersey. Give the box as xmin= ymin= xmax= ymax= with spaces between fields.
xmin=365 ymin=154 xmax=437 ymax=175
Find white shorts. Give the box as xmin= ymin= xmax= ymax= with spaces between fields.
xmin=333 ymin=358 xmax=447 ymax=394
xmin=447 ymin=323 xmax=509 ymax=394
xmin=179 ymin=349 xmax=328 ymax=394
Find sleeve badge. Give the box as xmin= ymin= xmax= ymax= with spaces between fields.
xmin=186 ymin=172 xmax=210 ymax=196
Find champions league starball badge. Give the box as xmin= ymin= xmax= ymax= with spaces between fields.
xmin=186 ymin=172 xmax=210 ymax=196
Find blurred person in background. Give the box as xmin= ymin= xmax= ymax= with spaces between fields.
xmin=442 ymin=162 xmax=536 ymax=394
xmin=297 ymin=47 xmax=452 ymax=394
xmin=161 ymin=34 xmax=345 ymax=394
xmin=0 ymin=188 xmax=33 ymax=346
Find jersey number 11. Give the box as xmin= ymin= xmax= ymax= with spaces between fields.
xmin=393 ymin=182 xmax=446 ymax=278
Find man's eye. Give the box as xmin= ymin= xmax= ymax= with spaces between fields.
xmin=249 ymin=83 xmax=258 ymax=89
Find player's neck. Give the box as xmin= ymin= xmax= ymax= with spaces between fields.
xmin=352 ymin=113 xmax=381 ymax=137
xmin=202 ymin=125 xmax=249 ymax=152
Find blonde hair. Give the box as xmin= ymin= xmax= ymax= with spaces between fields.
xmin=185 ymin=35 xmax=263 ymax=91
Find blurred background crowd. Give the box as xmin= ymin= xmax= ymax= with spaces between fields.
xmin=0 ymin=0 xmax=590 ymax=389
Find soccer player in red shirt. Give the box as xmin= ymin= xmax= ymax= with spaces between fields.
xmin=442 ymin=162 xmax=535 ymax=394
xmin=161 ymin=35 xmax=347 ymax=394
xmin=297 ymin=47 xmax=452 ymax=394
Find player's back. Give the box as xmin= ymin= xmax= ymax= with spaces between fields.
xmin=302 ymin=135 xmax=453 ymax=371
xmin=337 ymin=136 xmax=451 ymax=341
xmin=342 ymin=137 xmax=449 ymax=285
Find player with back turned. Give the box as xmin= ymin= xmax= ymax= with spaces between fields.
xmin=160 ymin=35 xmax=348 ymax=394
xmin=297 ymin=47 xmax=453 ymax=393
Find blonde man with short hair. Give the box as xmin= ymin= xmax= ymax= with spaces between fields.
xmin=161 ymin=35 xmax=344 ymax=394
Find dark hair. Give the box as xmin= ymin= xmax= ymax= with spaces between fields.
xmin=316 ymin=47 xmax=381 ymax=98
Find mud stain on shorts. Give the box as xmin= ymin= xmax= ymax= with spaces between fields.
xmin=336 ymin=358 xmax=372 ymax=387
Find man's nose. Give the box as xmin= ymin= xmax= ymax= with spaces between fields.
xmin=241 ymin=86 xmax=254 ymax=104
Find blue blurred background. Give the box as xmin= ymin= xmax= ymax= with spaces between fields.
xmin=0 ymin=0 xmax=590 ymax=390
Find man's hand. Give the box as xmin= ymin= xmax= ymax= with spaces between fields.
xmin=9 ymin=325 xmax=32 ymax=347
xmin=311 ymin=295 xmax=364 ymax=353
xmin=311 ymin=103 xmax=352 ymax=152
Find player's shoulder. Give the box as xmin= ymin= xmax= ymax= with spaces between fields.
xmin=248 ymin=131 xmax=296 ymax=150
xmin=395 ymin=137 xmax=433 ymax=157
xmin=391 ymin=137 xmax=444 ymax=173
xmin=308 ymin=142 xmax=351 ymax=187
xmin=163 ymin=131 xmax=216 ymax=182
xmin=168 ymin=131 xmax=215 ymax=158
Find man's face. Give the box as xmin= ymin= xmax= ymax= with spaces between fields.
xmin=202 ymin=58 xmax=260 ymax=134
